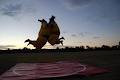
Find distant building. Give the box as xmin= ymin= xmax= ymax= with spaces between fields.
xmin=119 ymin=41 xmax=120 ymax=46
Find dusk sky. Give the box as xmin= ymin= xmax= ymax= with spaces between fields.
xmin=0 ymin=0 xmax=120 ymax=49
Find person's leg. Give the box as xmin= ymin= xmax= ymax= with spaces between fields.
xmin=36 ymin=36 xmax=47 ymax=49
xmin=48 ymin=34 xmax=60 ymax=45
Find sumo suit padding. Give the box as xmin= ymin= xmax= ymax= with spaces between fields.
xmin=48 ymin=16 xmax=61 ymax=45
xmin=25 ymin=17 xmax=62 ymax=49
xmin=36 ymin=19 xmax=48 ymax=49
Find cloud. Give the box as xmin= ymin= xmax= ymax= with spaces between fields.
xmin=78 ymin=32 xmax=85 ymax=37
xmin=0 ymin=45 xmax=16 ymax=50
xmin=62 ymin=31 xmax=67 ymax=34
xmin=78 ymin=32 xmax=93 ymax=37
xmin=60 ymin=0 xmax=92 ymax=10
xmin=71 ymin=32 xmax=92 ymax=38
xmin=0 ymin=0 xmax=8 ymax=4
xmin=78 ymin=32 xmax=101 ymax=39
xmin=0 ymin=4 xmax=22 ymax=16
xmin=71 ymin=34 xmax=77 ymax=37
xmin=93 ymin=36 xmax=101 ymax=39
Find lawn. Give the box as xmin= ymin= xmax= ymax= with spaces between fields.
xmin=0 ymin=50 xmax=120 ymax=80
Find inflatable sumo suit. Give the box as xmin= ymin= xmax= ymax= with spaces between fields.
xmin=25 ymin=16 xmax=64 ymax=49
xmin=48 ymin=16 xmax=61 ymax=45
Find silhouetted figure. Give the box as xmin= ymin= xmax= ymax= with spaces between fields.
xmin=48 ymin=16 xmax=65 ymax=45
xmin=25 ymin=19 xmax=48 ymax=49
xmin=25 ymin=16 xmax=65 ymax=49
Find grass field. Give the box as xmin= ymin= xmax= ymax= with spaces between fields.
xmin=0 ymin=50 xmax=120 ymax=80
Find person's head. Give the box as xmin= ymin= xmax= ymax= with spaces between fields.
xmin=49 ymin=15 xmax=55 ymax=21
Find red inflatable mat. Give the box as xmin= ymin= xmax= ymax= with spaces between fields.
xmin=0 ymin=61 xmax=108 ymax=80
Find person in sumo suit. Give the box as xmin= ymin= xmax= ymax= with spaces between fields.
xmin=25 ymin=16 xmax=64 ymax=49
xmin=48 ymin=16 xmax=65 ymax=46
xmin=24 ymin=19 xmax=48 ymax=49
